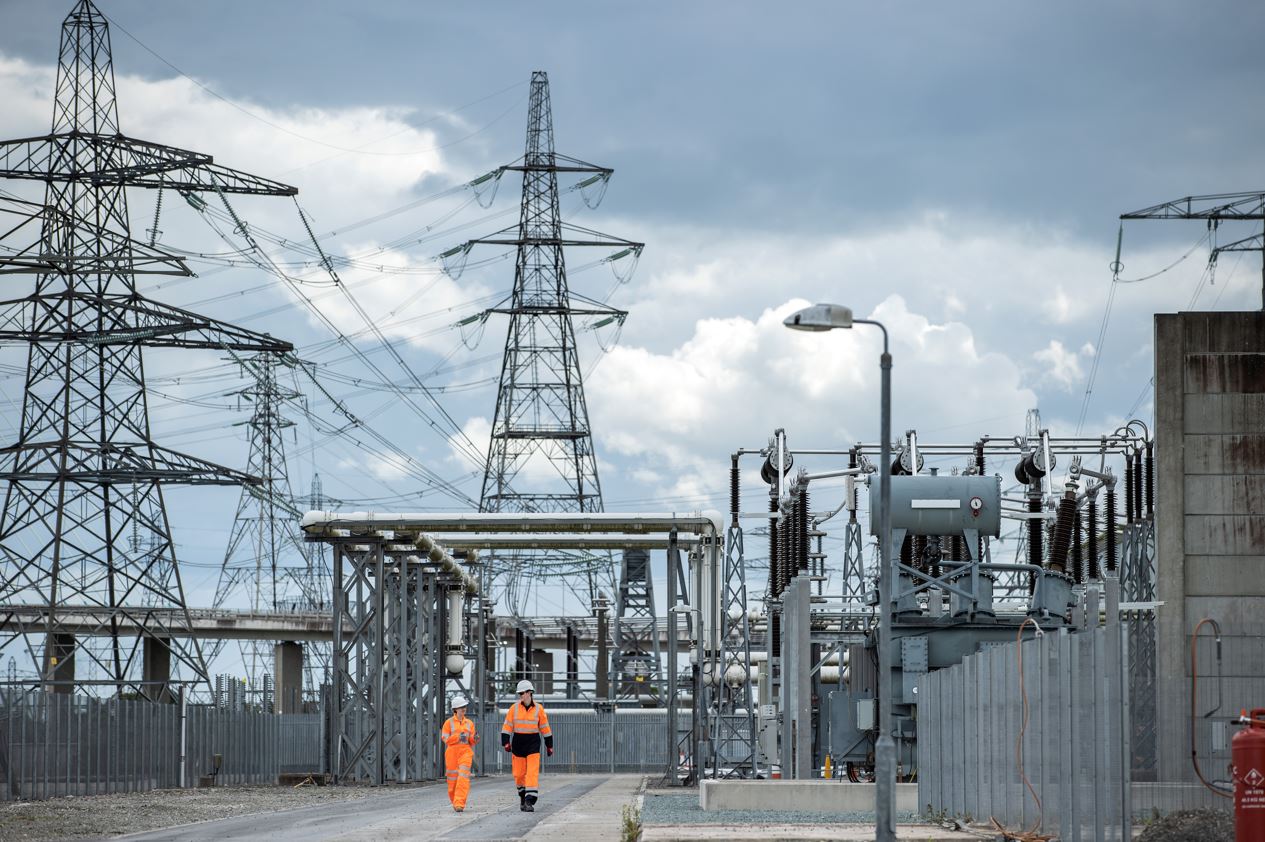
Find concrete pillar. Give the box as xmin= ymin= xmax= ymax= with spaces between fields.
xmin=531 ymin=649 xmax=554 ymax=695
xmin=142 ymin=635 xmax=172 ymax=703
xmin=274 ymin=641 xmax=304 ymax=714
xmin=43 ymin=632 xmax=75 ymax=694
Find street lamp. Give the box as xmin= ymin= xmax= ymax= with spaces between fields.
xmin=784 ymin=302 xmax=895 ymax=842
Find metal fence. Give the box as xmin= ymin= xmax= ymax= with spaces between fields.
xmin=475 ymin=708 xmax=674 ymax=775
xmin=918 ymin=625 xmax=1130 ymax=842
xmin=279 ymin=713 xmax=323 ymax=774
xmin=0 ymin=690 xmax=181 ymax=799
xmin=184 ymin=705 xmax=281 ymax=786
xmin=0 ymin=691 xmax=322 ymax=801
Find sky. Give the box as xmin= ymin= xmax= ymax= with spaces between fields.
xmin=1 ymin=1 xmax=1263 ymax=681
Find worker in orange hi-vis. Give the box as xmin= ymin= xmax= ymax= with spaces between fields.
xmin=442 ymin=695 xmax=479 ymax=812
xmin=500 ymin=679 xmax=553 ymax=812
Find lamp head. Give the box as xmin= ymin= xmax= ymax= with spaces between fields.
xmin=783 ymin=303 xmax=853 ymax=332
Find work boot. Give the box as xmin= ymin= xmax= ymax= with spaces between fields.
xmin=523 ymin=803 xmax=535 ymax=813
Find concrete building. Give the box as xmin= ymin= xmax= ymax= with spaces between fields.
xmin=1154 ymin=310 xmax=1265 ymax=779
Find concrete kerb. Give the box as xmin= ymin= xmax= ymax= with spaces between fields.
xmin=699 ymin=780 xmax=920 ymax=813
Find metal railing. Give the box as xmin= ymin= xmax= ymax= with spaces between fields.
xmin=918 ymin=625 xmax=1130 ymax=842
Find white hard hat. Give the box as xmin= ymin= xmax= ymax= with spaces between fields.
xmin=516 ymin=679 xmax=535 ymax=694
xmin=451 ymin=695 xmax=469 ymax=710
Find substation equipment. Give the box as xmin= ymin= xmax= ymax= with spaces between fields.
xmin=738 ymin=422 xmax=1156 ymax=781
xmin=300 ymin=511 xmax=757 ymax=785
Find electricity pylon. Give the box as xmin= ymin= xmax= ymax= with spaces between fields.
xmin=0 ymin=0 xmax=295 ymax=696
xmin=212 ymin=353 xmax=324 ymax=697
xmin=460 ymin=71 xmax=643 ymax=611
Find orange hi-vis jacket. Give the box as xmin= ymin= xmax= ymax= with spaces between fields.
xmin=500 ymin=700 xmax=553 ymax=757
xmin=442 ymin=714 xmax=476 ymax=748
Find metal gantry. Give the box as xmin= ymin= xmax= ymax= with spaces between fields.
xmin=0 ymin=0 xmax=295 ymax=696
xmin=1121 ymin=191 xmax=1265 ymax=308
xmin=325 ymin=536 xmax=468 ymax=785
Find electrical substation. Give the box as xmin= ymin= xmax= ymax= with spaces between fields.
xmin=0 ymin=3 xmax=1263 ymax=841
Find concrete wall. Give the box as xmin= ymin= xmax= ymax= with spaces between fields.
xmin=1154 ymin=310 xmax=1265 ymax=779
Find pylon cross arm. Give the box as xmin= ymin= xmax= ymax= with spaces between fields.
xmin=0 ymin=195 xmax=191 ymax=277
xmin=0 ymin=441 xmax=263 ymax=487
xmin=0 ymin=292 xmax=291 ymax=352
xmin=0 ymin=133 xmax=296 ymax=196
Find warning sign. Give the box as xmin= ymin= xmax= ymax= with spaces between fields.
xmin=1247 ymin=767 xmax=1265 ymax=788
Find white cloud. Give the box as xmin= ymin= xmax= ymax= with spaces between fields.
xmin=1032 ymin=339 xmax=1087 ymax=390
xmin=587 ymin=294 xmax=1038 ymax=505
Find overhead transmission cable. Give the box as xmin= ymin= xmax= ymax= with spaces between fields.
xmin=1076 ymin=227 xmax=1211 ymax=434
xmin=190 ymin=187 xmax=488 ymax=487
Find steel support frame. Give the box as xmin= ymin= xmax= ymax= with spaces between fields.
xmin=710 ymin=524 xmax=757 ymax=778
xmin=1119 ymin=517 xmax=1157 ymax=779
xmin=331 ymin=538 xmax=451 ymax=785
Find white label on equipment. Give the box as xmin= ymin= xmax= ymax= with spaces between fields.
xmin=911 ymin=499 xmax=961 ymax=509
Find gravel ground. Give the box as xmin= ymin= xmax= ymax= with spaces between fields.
xmin=639 ymin=791 xmax=921 ymax=826
xmin=0 ymin=783 xmax=431 ymax=842
xmin=1136 ymin=808 xmax=1234 ymax=842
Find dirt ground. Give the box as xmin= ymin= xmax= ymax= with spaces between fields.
xmin=0 ymin=782 xmax=410 ymax=841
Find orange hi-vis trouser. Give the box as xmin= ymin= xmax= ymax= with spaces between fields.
xmin=441 ymin=715 xmax=476 ymax=809
xmin=512 ymin=751 xmax=540 ymax=792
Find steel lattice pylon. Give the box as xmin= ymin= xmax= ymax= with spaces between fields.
xmin=464 ymin=71 xmax=643 ymax=609
xmin=210 ymin=353 xmax=329 ymax=698
xmin=0 ymin=0 xmax=295 ymax=696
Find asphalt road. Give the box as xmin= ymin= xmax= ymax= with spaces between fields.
xmin=113 ymin=776 xmax=605 ymax=842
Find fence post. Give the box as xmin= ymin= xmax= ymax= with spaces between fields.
xmin=609 ymin=706 xmax=616 ymax=774
xmin=179 ymin=687 xmax=187 ymax=788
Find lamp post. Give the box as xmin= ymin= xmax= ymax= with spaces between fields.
xmin=784 ymin=303 xmax=894 ymax=842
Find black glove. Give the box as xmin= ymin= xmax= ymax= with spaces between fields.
xmin=547 ymin=746 xmax=554 ymax=757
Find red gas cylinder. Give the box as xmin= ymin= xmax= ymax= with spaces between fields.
xmin=1233 ymin=708 xmax=1265 ymax=842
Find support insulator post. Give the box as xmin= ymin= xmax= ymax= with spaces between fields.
xmin=796 ymin=487 xmax=810 ymax=573
xmin=1027 ymin=491 xmax=1043 ymax=593
xmin=1145 ymin=441 xmax=1155 ymax=520
xmin=1125 ymin=455 xmax=1135 ymax=525
xmin=1048 ymin=488 xmax=1076 ymax=575
xmin=768 ymin=494 xmax=779 ymax=599
xmin=1133 ymin=449 xmax=1144 ymax=525
xmin=848 ymin=448 xmax=859 ymax=523
xmin=1072 ymin=504 xmax=1084 ymax=585
xmin=730 ymin=455 xmax=740 ymax=528
xmin=1105 ymin=487 xmax=1118 ymax=573
xmin=1088 ymin=496 xmax=1100 ymax=580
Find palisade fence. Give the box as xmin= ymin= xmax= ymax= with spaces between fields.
xmin=0 ymin=690 xmax=679 ymax=800
xmin=476 ymin=708 xmax=675 ymax=775
xmin=919 ymin=619 xmax=1265 ymax=837
xmin=0 ymin=691 xmax=322 ymax=801
xmin=918 ymin=625 xmax=1130 ymax=842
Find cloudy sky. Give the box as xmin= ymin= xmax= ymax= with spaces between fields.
xmin=1 ymin=1 xmax=1264 ymax=652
